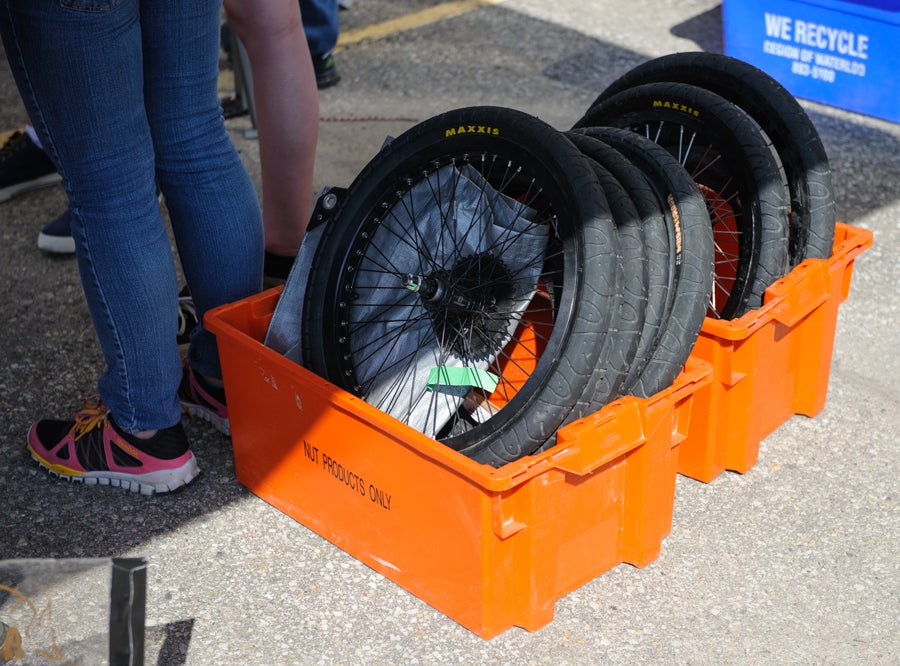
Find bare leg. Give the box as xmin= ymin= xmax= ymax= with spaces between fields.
xmin=224 ymin=0 xmax=320 ymax=257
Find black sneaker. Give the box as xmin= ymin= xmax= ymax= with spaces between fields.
xmin=0 ymin=130 xmax=60 ymax=203
xmin=37 ymin=208 xmax=75 ymax=254
xmin=313 ymin=52 xmax=341 ymax=89
xmin=27 ymin=395 xmax=200 ymax=495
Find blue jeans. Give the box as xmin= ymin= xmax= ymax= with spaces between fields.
xmin=299 ymin=0 xmax=339 ymax=57
xmin=0 ymin=0 xmax=264 ymax=432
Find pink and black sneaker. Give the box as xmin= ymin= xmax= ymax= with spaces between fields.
xmin=178 ymin=365 xmax=229 ymax=436
xmin=27 ymin=396 xmax=200 ymax=495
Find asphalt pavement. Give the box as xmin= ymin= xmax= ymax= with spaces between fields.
xmin=1 ymin=1 xmax=898 ymax=664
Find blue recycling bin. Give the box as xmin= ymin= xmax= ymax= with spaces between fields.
xmin=723 ymin=0 xmax=900 ymax=123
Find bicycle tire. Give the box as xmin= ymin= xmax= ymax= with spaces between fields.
xmin=573 ymin=126 xmax=714 ymax=398
xmin=585 ymin=160 xmax=647 ymax=400
xmin=564 ymin=130 xmax=670 ymax=400
xmin=580 ymin=51 xmax=835 ymax=264
xmin=575 ymin=81 xmax=790 ymax=318
xmin=302 ymin=106 xmax=622 ymax=466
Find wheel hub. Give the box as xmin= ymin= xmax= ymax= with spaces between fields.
xmin=406 ymin=253 xmax=515 ymax=360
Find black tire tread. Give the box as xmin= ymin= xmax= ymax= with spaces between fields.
xmin=575 ymin=126 xmax=714 ymax=398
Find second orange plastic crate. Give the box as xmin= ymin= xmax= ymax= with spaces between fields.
xmin=679 ymin=222 xmax=873 ymax=482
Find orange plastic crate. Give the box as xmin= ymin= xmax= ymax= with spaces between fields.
xmin=206 ymin=290 xmax=712 ymax=639
xmin=679 ymin=222 xmax=873 ymax=482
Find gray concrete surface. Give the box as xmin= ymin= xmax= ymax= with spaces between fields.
xmin=1 ymin=1 xmax=897 ymax=663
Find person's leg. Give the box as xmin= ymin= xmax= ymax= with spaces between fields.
xmin=224 ymin=0 xmax=319 ymax=259
xmin=1 ymin=0 xmax=183 ymax=432
xmin=0 ymin=0 xmax=200 ymax=492
xmin=140 ymin=0 xmax=264 ymax=383
xmin=1 ymin=1 xmax=262 ymax=416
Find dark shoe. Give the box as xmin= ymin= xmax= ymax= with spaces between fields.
xmin=27 ymin=395 xmax=200 ymax=495
xmin=0 ymin=130 xmax=61 ymax=203
xmin=37 ymin=209 xmax=75 ymax=254
xmin=264 ymin=250 xmax=296 ymax=287
xmin=313 ymin=52 xmax=341 ymax=89
xmin=177 ymin=286 xmax=199 ymax=347
xmin=179 ymin=364 xmax=229 ymax=435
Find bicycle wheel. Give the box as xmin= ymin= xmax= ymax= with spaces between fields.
xmin=302 ymin=106 xmax=622 ymax=466
xmin=575 ymin=81 xmax=790 ymax=318
xmin=581 ymin=51 xmax=835 ymax=264
xmin=564 ymin=130 xmax=669 ymax=401
xmin=573 ymin=126 xmax=714 ymax=398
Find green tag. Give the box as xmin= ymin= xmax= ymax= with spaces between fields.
xmin=427 ymin=366 xmax=499 ymax=392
